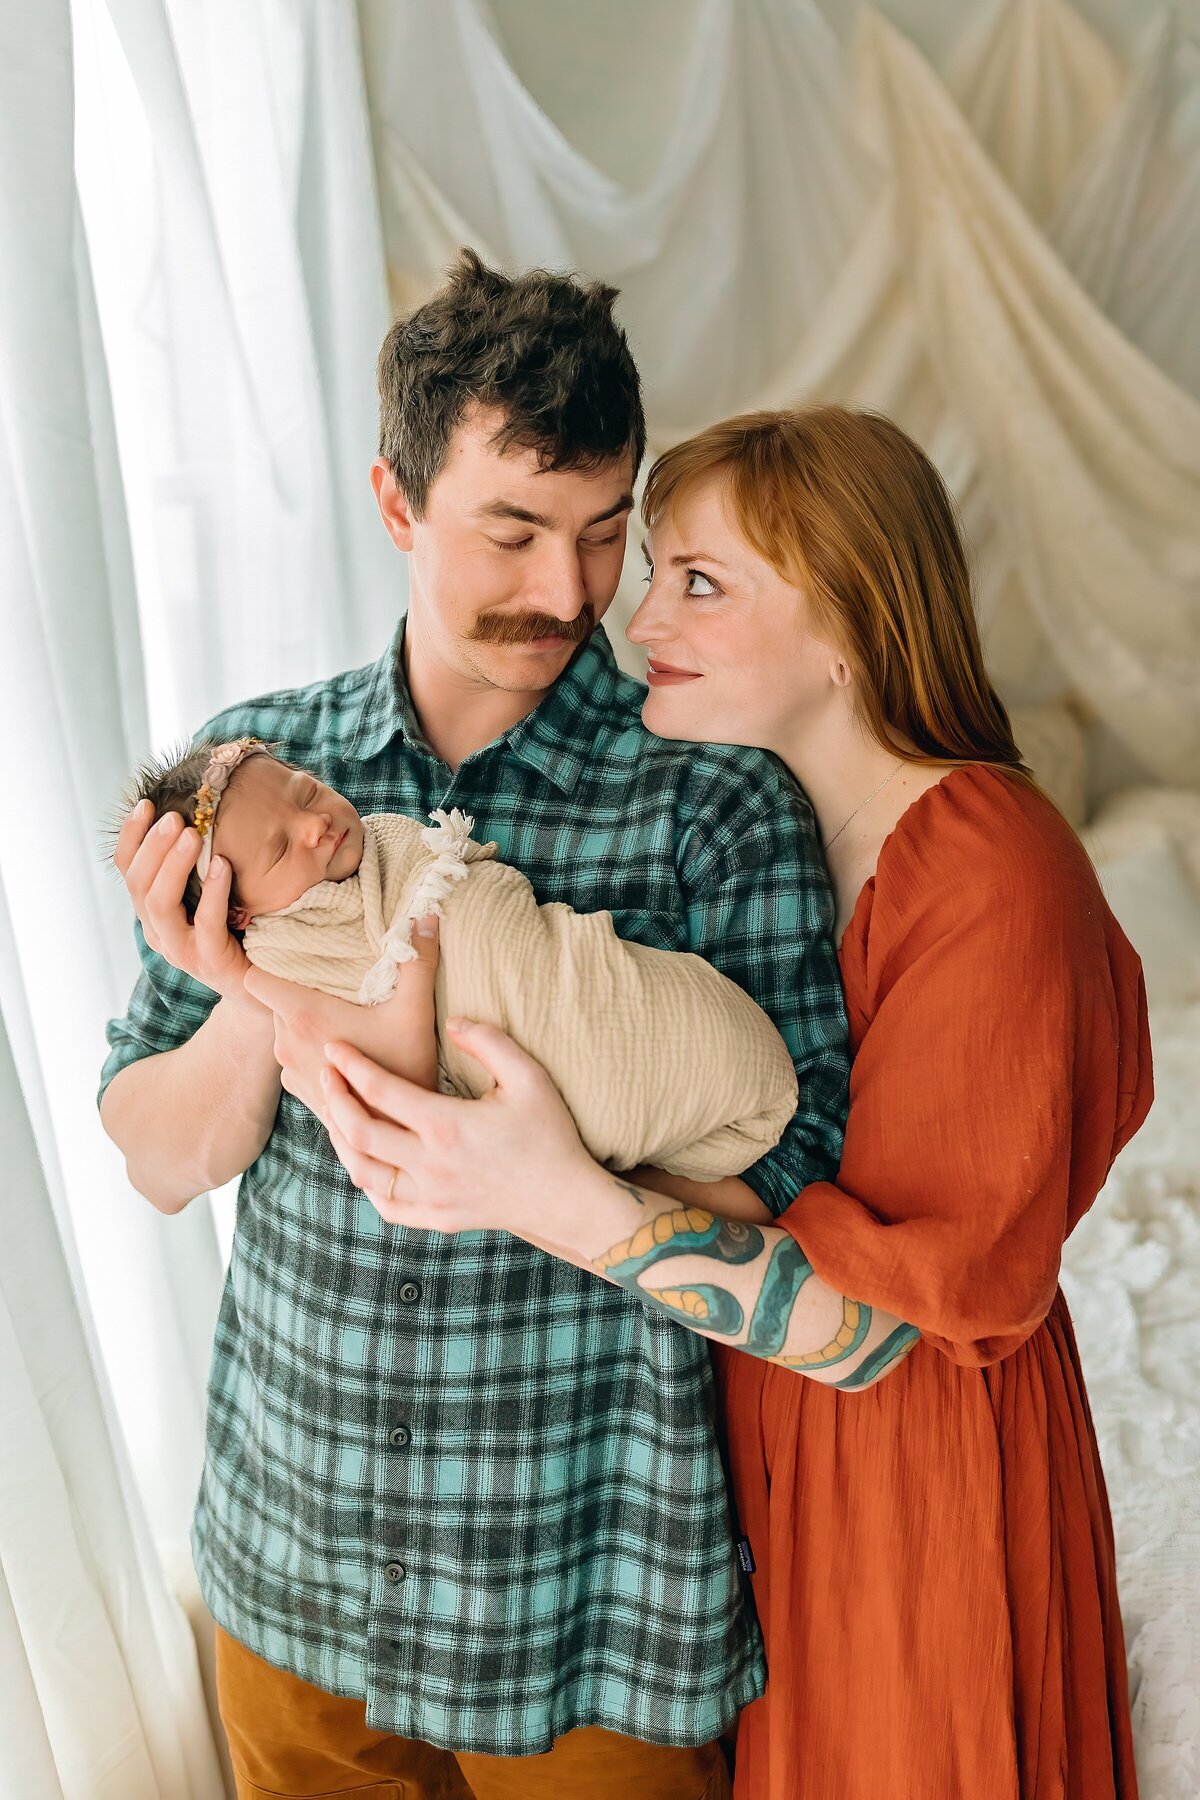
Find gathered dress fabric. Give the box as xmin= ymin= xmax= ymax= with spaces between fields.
xmin=715 ymin=766 xmax=1153 ymax=1800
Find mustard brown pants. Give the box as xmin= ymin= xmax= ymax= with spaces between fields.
xmin=215 ymin=1625 xmax=734 ymax=1800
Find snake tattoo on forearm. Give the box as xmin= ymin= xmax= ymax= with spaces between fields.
xmin=595 ymin=1205 xmax=919 ymax=1384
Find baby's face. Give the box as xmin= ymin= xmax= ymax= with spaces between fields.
xmin=213 ymin=755 xmax=364 ymax=924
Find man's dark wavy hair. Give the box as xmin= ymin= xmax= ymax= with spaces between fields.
xmin=376 ymin=248 xmax=646 ymax=515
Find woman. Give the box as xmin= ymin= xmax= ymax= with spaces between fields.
xmin=321 ymin=407 xmax=1151 ymax=1798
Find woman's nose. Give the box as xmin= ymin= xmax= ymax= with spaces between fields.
xmin=626 ymin=583 xmax=675 ymax=645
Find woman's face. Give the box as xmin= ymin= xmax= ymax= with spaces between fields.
xmin=626 ymin=477 xmax=845 ymax=759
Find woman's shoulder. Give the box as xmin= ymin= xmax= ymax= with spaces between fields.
xmin=870 ymin=764 xmax=1108 ymax=956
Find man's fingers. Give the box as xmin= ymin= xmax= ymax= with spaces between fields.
xmin=123 ymin=808 xmax=182 ymax=910
xmin=410 ymin=913 xmax=440 ymax=962
xmin=112 ymin=799 xmax=155 ymax=878
xmin=369 ymin=914 xmax=441 ymax=1087
xmin=142 ymin=823 xmax=201 ymax=950
xmin=193 ymin=855 xmax=248 ymax=978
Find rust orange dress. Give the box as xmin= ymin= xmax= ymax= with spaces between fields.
xmin=716 ymin=765 xmax=1153 ymax=1800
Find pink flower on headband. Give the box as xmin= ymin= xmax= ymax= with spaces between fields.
xmin=194 ymin=738 xmax=266 ymax=878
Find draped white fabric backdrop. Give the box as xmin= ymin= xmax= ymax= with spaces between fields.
xmin=1 ymin=0 xmax=1197 ymax=1792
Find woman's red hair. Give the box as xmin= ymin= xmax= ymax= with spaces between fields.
xmin=643 ymin=406 xmax=1031 ymax=780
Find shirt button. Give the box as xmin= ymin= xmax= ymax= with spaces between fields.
xmin=398 ymin=1280 xmax=421 ymax=1304
xmin=388 ymin=1425 xmax=411 ymax=1448
xmin=384 ymin=1560 xmax=406 ymax=1584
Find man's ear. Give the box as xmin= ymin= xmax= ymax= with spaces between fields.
xmin=371 ymin=459 xmax=416 ymax=552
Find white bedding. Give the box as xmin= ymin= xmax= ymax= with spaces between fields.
xmin=1061 ymin=791 xmax=1200 ymax=1795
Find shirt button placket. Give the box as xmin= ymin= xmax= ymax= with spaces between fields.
xmin=382 ymin=1278 xmax=420 ymax=1623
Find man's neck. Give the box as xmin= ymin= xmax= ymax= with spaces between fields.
xmin=401 ymin=631 xmax=551 ymax=774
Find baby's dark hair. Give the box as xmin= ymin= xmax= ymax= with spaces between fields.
xmin=104 ymin=738 xmax=285 ymax=922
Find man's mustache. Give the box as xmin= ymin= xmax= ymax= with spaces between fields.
xmin=469 ymin=603 xmax=595 ymax=647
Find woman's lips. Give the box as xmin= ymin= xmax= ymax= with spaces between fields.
xmin=646 ymin=660 xmax=702 ymax=687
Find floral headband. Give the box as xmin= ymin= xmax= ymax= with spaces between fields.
xmin=194 ymin=738 xmax=269 ymax=879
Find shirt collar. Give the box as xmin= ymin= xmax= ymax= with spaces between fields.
xmin=348 ymin=618 xmax=630 ymax=795
xmin=500 ymin=629 xmax=625 ymax=794
xmin=346 ymin=617 xmax=426 ymax=761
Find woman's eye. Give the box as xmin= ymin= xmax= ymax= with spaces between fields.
xmin=491 ymin=536 xmax=533 ymax=552
xmin=685 ymin=568 xmax=720 ymax=597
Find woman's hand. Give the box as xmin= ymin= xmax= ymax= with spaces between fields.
xmin=243 ymin=918 xmax=441 ymax=1119
xmin=320 ymin=1020 xmax=595 ymax=1232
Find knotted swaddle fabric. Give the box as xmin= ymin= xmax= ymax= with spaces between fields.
xmin=244 ymin=811 xmax=799 ymax=1179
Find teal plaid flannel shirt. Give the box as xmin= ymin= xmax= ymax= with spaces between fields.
xmin=99 ymin=620 xmax=849 ymax=1754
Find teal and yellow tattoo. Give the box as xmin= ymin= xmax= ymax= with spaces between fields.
xmin=594 ymin=1201 xmax=919 ymax=1386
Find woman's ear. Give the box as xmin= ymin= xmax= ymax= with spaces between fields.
xmin=370 ymin=459 xmax=416 ymax=552
xmin=831 ymin=656 xmax=854 ymax=690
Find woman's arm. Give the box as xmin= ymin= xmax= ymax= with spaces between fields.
xmin=320 ymin=1024 xmax=918 ymax=1391
xmin=545 ymin=1164 xmax=916 ymax=1389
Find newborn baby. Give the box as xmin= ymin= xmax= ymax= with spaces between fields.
xmin=117 ymin=736 xmax=799 ymax=1180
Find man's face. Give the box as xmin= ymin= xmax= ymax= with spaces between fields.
xmin=373 ymin=408 xmax=635 ymax=694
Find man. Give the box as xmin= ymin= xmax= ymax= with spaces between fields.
xmin=101 ymin=251 xmax=849 ymax=1798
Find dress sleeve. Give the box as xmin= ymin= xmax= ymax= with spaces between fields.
xmin=781 ymin=832 xmax=1150 ymax=1367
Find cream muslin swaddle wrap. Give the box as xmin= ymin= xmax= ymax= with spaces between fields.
xmin=244 ymin=810 xmax=798 ymax=1179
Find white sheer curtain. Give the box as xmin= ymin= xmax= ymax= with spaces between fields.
xmin=0 ymin=0 xmax=230 ymax=1787
xmin=2 ymin=0 xmax=392 ymax=1785
xmin=0 ymin=984 xmax=224 ymax=1800
xmin=76 ymin=0 xmax=400 ymax=747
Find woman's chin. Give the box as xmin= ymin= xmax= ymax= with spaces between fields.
xmin=641 ymin=692 xmax=769 ymax=755
xmin=640 ymin=690 xmax=702 ymax=741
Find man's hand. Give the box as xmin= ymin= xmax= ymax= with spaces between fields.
xmin=114 ymin=798 xmax=255 ymax=1011
xmin=242 ymin=917 xmax=441 ymax=1121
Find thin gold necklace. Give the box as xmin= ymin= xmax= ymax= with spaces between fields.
xmin=822 ymin=760 xmax=905 ymax=851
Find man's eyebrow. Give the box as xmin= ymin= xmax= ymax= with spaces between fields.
xmin=475 ymin=495 xmax=635 ymax=531
xmin=584 ymin=494 xmax=635 ymax=528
